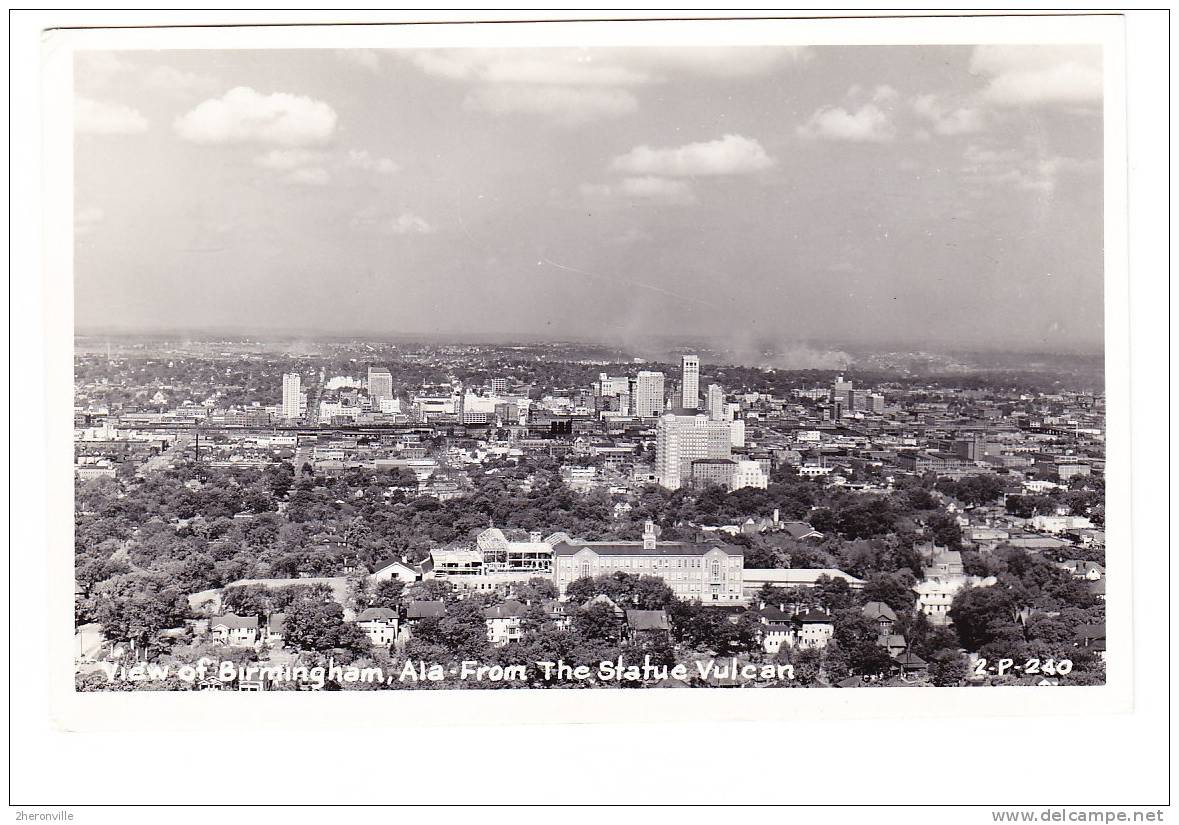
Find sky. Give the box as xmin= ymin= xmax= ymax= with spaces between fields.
xmin=73 ymin=44 xmax=1104 ymax=353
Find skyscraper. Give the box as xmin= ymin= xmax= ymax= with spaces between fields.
xmin=655 ymin=412 xmax=732 ymax=490
xmin=281 ymin=373 xmax=302 ymax=420
xmin=632 ymin=371 xmax=665 ymax=417
xmin=707 ymin=383 xmax=726 ymax=421
xmin=832 ymin=374 xmax=853 ymax=409
xmin=681 ymin=355 xmax=700 ymax=409
xmin=368 ymin=367 xmax=393 ymax=402
xmin=490 ymin=377 xmax=509 ymax=395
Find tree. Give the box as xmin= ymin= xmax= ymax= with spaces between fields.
xmin=927 ymin=649 xmax=968 ymax=686
xmin=283 ymin=598 xmax=369 ymax=655
xmin=861 ymin=571 xmax=917 ymax=614
xmin=949 ymin=585 xmax=1025 ymax=652
xmin=573 ymin=603 xmax=622 ymax=644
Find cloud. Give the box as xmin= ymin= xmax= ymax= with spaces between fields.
xmin=611 ymin=134 xmax=774 ymax=177
xmin=404 ymin=47 xmax=810 ymax=125
xmin=872 ymin=85 xmax=900 ymax=103
xmin=286 ymin=167 xmax=330 ymax=186
xmin=75 ymin=206 xmax=105 ymax=236
xmin=143 ymin=66 xmax=216 ymax=95
xmin=75 ymin=97 xmax=149 ymax=135
xmin=960 ymin=143 xmax=1096 ymax=196
xmin=970 ymin=45 xmax=1102 ymax=107
xmin=174 ymin=87 xmax=337 ymax=146
xmin=595 ymin=46 xmax=812 ymax=79
xmin=464 ymin=85 xmax=638 ymax=125
xmin=255 ymin=148 xmax=325 ymax=171
xmin=797 ymin=104 xmax=894 ymax=142
xmin=387 ymin=212 xmax=434 ymax=234
xmin=336 ymin=49 xmax=381 ymax=72
xmin=347 ymin=149 xmax=399 ymax=174
xmin=580 ymin=176 xmax=696 ymax=206
xmin=74 ymin=52 xmax=133 ymax=91
xmin=912 ymin=94 xmax=985 ymax=135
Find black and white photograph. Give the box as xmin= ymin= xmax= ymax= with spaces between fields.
xmin=9 ymin=9 xmax=1171 ymax=816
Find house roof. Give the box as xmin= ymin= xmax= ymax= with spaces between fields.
xmin=371 ymin=558 xmax=415 ymax=574
xmin=211 ymin=613 xmax=257 ymax=630
xmin=862 ymin=601 xmax=898 ymax=622
xmin=780 ymin=521 xmax=821 ymax=540
xmin=892 ymin=650 xmax=927 ymax=668
xmin=551 ymin=539 xmax=740 ymax=558
xmin=483 ymin=600 xmax=528 ymax=620
xmin=743 ymin=568 xmax=866 ymax=587
xmin=626 ymin=610 xmax=670 ymax=631
xmin=357 ymin=607 xmax=398 ymax=622
xmin=793 ymin=609 xmax=833 ymax=624
xmin=405 ymin=600 xmax=446 ymax=619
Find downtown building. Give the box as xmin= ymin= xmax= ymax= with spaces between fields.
xmin=367 ymin=367 xmax=393 ymax=403
xmin=655 ymin=411 xmax=733 ymax=490
xmin=281 ymin=373 xmax=303 ymax=420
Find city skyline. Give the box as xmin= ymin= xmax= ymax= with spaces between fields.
xmin=75 ymin=45 xmax=1103 ymax=351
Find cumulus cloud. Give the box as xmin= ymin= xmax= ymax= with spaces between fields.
xmin=797 ymin=104 xmax=894 ymax=142
xmin=336 ymin=49 xmax=381 ymax=72
xmin=347 ymin=149 xmax=399 ymax=174
xmin=580 ymin=176 xmax=696 ymax=206
xmin=174 ymin=87 xmax=337 ymax=146
xmin=75 ymin=97 xmax=149 ymax=135
xmin=611 ymin=134 xmax=774 ymax=177
xmin=143 ymin=65 xmax=216 ymax=95
xmin=387 ymin=212 xmax=435 ymax=234
xmin=912 ymin=94 xmax=985 ymax=135
xmin=255 ymin=148 xmax=325 ymax=171
xmin=970 ymin=45 xmax=1102 ymax=107
xmin=404 ymin=47 xmax=809 ymax=125
xmin=960 ymin=142 xmax=1096 ymax=196
xmin=286 ymin=167 xmax=330 ymax=186
xmin=464 ymin=85 xmax=638 ymax=125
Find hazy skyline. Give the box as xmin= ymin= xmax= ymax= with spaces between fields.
xmin=74 ymin=44 xmax=1104 ymax=352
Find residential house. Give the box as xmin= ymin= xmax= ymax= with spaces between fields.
xmin=1059 ymin=560 xmax=1105 ymax=581
xmin=262 ymin=613 xmax=286 ymax=648
xmin=624 ymin=610 xmax=671 ymax=644
xmin=791 ymin=609 xmax=835 ymax=650
xmin=483 ymin=600 xmax=528 ymax=646
xmin=367 ymin=559 xmax=421 ymax=585
xmin=862 ymin=601 xmax=897 ymax=636
xmin=208 ymin=614 xmax=259 ymax=647
xmin=403 ymin=600 xmax=447 ymax=629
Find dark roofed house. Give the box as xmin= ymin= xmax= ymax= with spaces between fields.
xmin=484 ymin=599 xmax=528 ymax=646
xmin=625 ymin=609 xmax=671 ymax=643
xmin=209 ymin=614 xmax=259 ymax=647
xmin=263 ymin=612 xmax=287 ymax=646
xmin=862 ymin=601 xmax=898 ymax=635
xmin=404 ymin=600 xmax=447 ymax=623
xmin=791 ymin=608 xmax=835 ymax=650
xmin=356 ymin=607 xmax=399 ymax=647
xmin=780 ymin=521 xmax=823 ymax=541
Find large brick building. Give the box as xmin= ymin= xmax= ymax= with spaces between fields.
xmin=551 ymin=521 xmax=744 ymax=604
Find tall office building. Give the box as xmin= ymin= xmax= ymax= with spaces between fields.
xmin=655 ymin=412 xmax=732 ymax=490
xmin=869 ymin=393 xmax=886 ymax=414
xmin=632 ymin=371 xmax=665 ymax=417
xmin=281 ymin=373 xmax=302 ymax=420
xmin=368 ymin=367 xmax=393 ymax=402
xmin=831 ymin=374 xmax=853 ymax=409
xmin=490 ymin=377 xmax=509 ymax=395
xmin=681 ymin=355 xmax=700 ymax=409
xmin=707 ymin=383 xmax=726 ymax=421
